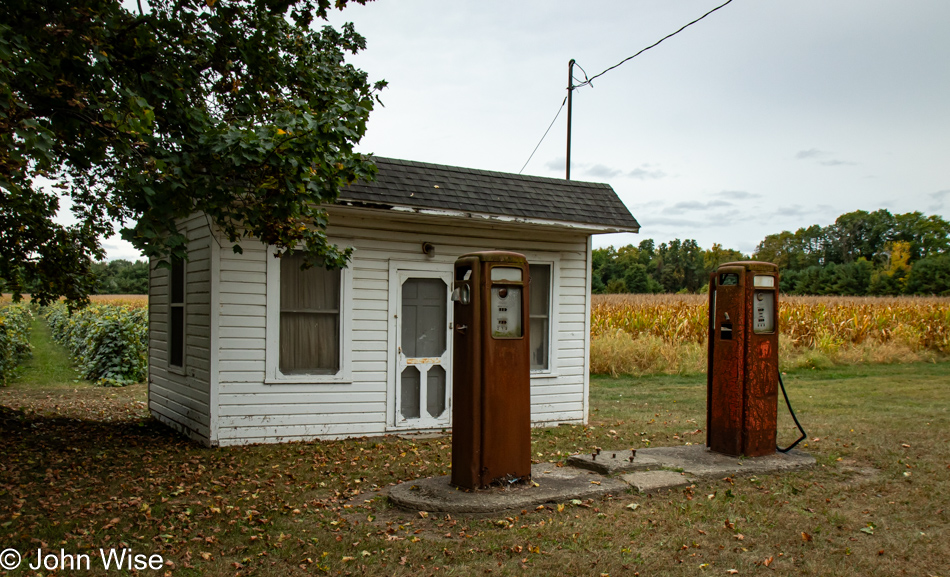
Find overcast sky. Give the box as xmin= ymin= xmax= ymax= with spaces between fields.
xmin=101 ymin=0 xmax=950 ymax=259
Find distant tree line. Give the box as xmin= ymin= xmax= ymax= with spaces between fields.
xmin=90 ymin=260 xmax=149 ymax=295
xmin=594 ymin=209 xmax=950 ymax=296
xmin=2 ymin=259 xmax=148 ymax=297
xmin=593 ymin=239 xmax=746 ymax=294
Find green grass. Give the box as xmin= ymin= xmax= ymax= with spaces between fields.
xmin=1 ymin=362 xmax=949 ymax=576
xmin=13 ymin=316 xmax=87 ymax=388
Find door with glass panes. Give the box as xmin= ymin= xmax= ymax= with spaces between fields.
xmin=394 ymin=271 xmax=452 ymax=428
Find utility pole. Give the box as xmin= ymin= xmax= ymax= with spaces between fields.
xmin=566 ymin=58 xmax=575 ymax=180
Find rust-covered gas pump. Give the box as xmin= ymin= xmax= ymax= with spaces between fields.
xmin=706 ymin=261 xmax=782 ymax=457
xmin=450 ymin=252 xmax=531 ymax=489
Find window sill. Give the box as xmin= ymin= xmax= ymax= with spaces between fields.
xmin=530 ymin=372 xmax=559 ymax=380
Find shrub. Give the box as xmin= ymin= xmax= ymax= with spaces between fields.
xmin=45 ymin=302 xmax=148 ymax=386
xmin=0 ymin=303 xmax=34 ymax=385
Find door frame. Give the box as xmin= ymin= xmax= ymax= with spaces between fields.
xmin=386 ymin=260 xmax=454 ymax=431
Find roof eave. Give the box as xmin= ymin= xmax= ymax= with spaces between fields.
xmin=335 ymin=199 xmax=639 ymax=234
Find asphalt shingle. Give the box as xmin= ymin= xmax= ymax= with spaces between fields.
xmin=340 ymin=157 xmax=639 ymax=232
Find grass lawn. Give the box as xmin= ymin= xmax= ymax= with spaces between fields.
xmin=0 ymin=317 xmax=148 ymax=420
xmin=1 ymin=362 xmax=948 ymax=576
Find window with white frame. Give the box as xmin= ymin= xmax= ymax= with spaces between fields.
xmin=529 ymin=263 xmax=551 ymax=372
xmin=169 ymin=256 xmax=185 ymax=368
xmin=278 ymin=252 xmax=341 ymax=375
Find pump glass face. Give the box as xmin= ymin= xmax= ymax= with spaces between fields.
xmin=753 ymin=291 xmax=775 ymax=333
xmin=490 ymin=285 xmax=522 ymax=338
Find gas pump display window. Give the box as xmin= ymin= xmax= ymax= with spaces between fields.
xmin=753 ymin=291 xmax=775 ymax=333
xmin=490 ymin=285 xmax=522 ymax=338
xmin=490 ymin=267 xmax=523 ymax=282
xmin=719 ymin=273 xmax=739 ymax=286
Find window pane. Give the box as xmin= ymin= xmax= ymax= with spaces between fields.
xmin=279 ymin=312 xmax=339 ymax=374
xmin=171 ymin=257 xmax=184 ymax=304
xmin=530 ymin=317 xmax=548 ymax=371
xmin=529 ymin=264 xmax=551 ymax=370
xmin=279 ymin=252 xmax=341 ymax=373
xmin=529 ymin=264 xmax=550 ymax=316
xmin=170 ymin=306 xmax=184 ymax=367
xmin=281 ymin=252 xmax=339 ymax=312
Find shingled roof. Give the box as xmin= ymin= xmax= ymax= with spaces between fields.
xmin=339 ymin=157 xmax=639 ymax=233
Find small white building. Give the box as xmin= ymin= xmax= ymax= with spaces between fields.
xmin=148 ymin=157 xmax=639 ymax=446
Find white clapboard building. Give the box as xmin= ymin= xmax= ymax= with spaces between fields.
xmin=148 ymin=157 xmax=639 ymax=446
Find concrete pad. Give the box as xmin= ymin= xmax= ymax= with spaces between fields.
xmin=572 ymin=445 xmax=815 ymax=479
xmin=568 ymin=450 xmax=667 ymax=475
xmin=621 ymin=470 xmax=691 ymax=494
xmin=388 ymin=463 xmax=627 ymax=516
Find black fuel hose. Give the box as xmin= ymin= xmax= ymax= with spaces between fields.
xmin=777 ymin=371 xmax=807 ymax=453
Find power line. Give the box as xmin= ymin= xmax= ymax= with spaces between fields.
xmin=518 ymin=96 xmax=567 ymax=175
xmin=575 ymin=0 xmax=735 ymax=89
xmin=518 ymin=0 xmax=735 ymax=174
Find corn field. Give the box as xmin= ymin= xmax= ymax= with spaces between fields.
xmin=591 ymin=294 xmax=950 ymax=353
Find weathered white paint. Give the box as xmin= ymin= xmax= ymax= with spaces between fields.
xmin=149 ymin=205 xmax=598 ymax=446
xmin=148 ymin=214 xmax=214 ymax=445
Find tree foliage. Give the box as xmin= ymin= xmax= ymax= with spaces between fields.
xmin=595 ymin=209 xmax=950 ymax=296
xmin=91 ymin=259 xmax=149 ymax=294
xmin=756 ymin=210 xmax=950 ymax=296
xmin=1 ymin=0 xmax=383 ymax=305
xmin=593 ymin=239 xmax=735 ymax=295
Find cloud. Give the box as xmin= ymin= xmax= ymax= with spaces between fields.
xmin=543 ymin=157 xmax=566 ymax=171
xmin=664 ymin=200 xmax=733 ymax=215
xmin=628 ymin=167 xmax=667 ymax=180
xmin=795 ymin=148 xmax=828 ymax=159
xmin=928 ymin=189 xmax=950 ymax=211
xmin=796 ymin=148 xmax=857 ymax=167
xmin=644 ymin=208 xmax=744 ymax=231
xmin=771 ymin=204 xmax=812 ymax=218
xmin=544 ymin=158 xmax=668 ymax=180
xmin=644 ymin=216 xmax=709 ymax=228
xmin=585 ymin=164 xmax=623 ymax=179
xmin=714 ymin=190 xmax=759 ymax=200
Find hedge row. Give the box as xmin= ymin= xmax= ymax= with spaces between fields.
xmin=45 ymin=302 xmax=148 ymax=386
xmin=0 ymin=303 xmax=34 ymax=385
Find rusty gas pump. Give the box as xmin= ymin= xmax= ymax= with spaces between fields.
xmin=706 ymin=261 xmax=781 ymax=457
xmin=450 ymin=251 xmax=531 ymax=489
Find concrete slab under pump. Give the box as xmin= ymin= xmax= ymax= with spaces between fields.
xmin=388 ymin=446 xmax=815 ymax=515
xmin=388 ymin=463 xmax=627 ymax=516
xmin=570 ymin=444 xmax=815 ymax=480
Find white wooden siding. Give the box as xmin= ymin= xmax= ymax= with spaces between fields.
xmin=148 ymin=214 xmax=214 ymax=444
xmin=211 ymin=207 xmax=592 ymax=445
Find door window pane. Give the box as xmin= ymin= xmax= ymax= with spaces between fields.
xmin=279 ymin=252 xmax=341 ymax=374
xmin=426 ymin=365 xmax=446 ymax=418
xmin=400 ymin=367 xmax=421 ymax=420
xmin=529 ymin=264 xmax=551 ymax=371
xmin=401 ymin=278 xmax=446 ymax=358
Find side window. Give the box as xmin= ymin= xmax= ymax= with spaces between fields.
xmin=529 ymin=263 xmax=551 ymax=371
xmin=279 ymin=252 xmax=341 ymax=375
xmin=169 ymin=256 xmax=185 ymax=368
